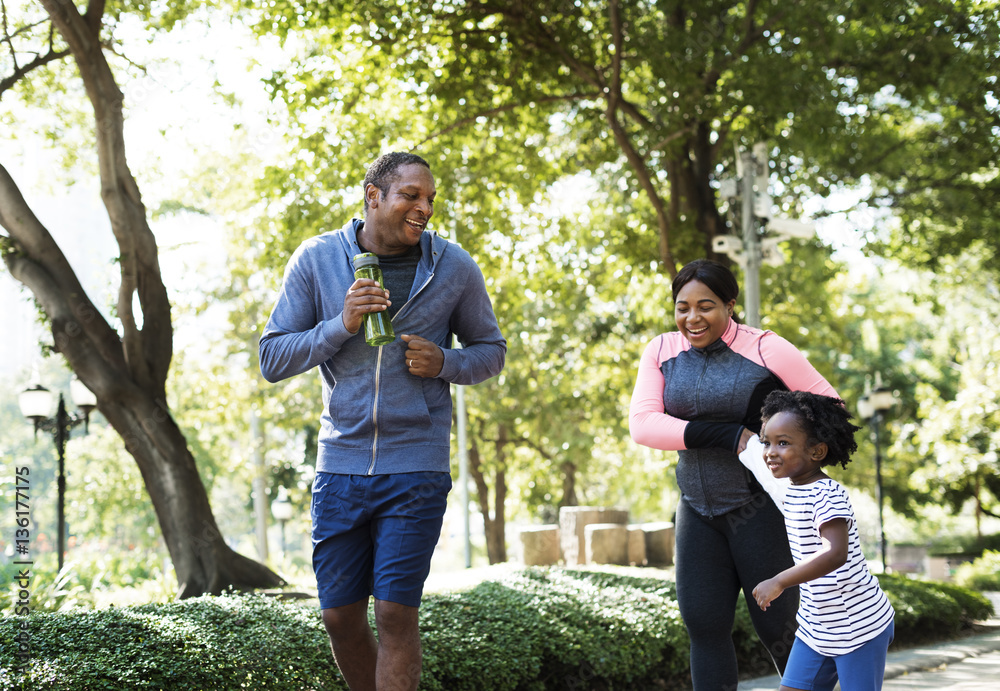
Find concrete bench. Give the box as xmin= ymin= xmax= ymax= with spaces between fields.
xmin=640 ymin=521 xmax=675 ymax=566
xmin=585 ymin=523 xmax=629 ymax=565
xmin=627 ymin=525 xmax=647 ymax=566
xmin=559 ymin=506 xmax=629 ymax=566
xmin=516 ymin=525 xmax=560 ymax=566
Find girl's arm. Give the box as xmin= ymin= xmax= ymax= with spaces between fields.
xmin=752 ymin=518 xmax=849 ymax=611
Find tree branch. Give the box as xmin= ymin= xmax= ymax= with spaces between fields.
xmin=0 ymin=162 xmax=128 ymax=382
xmin=39 ymin=0 xmax=173 ymax=396
xmin=608 ymin=0 xmax=623 ymax=103
xmin=0 ymin=7 xmax=71 ymax=98
xmin=415 ymin=92 xmax=599 ymax=147
xmin=0 ymin=46 xmax=70 ymax=96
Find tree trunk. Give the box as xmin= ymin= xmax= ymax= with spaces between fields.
xmin=467 ymin=431 xmax=507 ymax=564
xmin=559 ymin=461 xmax=578 ymax=507
xmin=0 ymin=1 xmax=283 ymax=597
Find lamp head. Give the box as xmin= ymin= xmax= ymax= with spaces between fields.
xmin=271 ymin=487 xmax=293 ymax=522
xmin=868 ymin=387 xmax=896 ymax=413
xmin=70 ymin=377 xmax=97 ymax=432
xmin=19 ymin=384 xmax=53 ymax=433
xmin=858 ymin=387 xmax=897 ymax=421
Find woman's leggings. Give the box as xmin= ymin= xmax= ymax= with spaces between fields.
xmin=675 ymin=492 xmax=799 ymax=691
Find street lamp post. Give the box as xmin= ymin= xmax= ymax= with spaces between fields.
xmin=19 ymin=378 xmax=97 ymax=571
xmin=714 ymin=143 xmax=817 ymax=328
xmin=270 ymin=487 xmax=293 ymax=561
xmin=857 ymin=386 xmax=897 ymax=573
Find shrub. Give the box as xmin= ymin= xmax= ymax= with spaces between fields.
xmin=928 ymin=533 xmax=1000 ymax=558
xmin=0 ymin=568 xmax=991 ymax=690
xmin=419 ymin=568 xmax=697 ymax=690
xmin=877 ymin=573 xmax=994 ymax=644
xmin=1 ymin=554 xmax=174 ymax=615
xmin=953 ymin=550 xmax=1000 ymax=592
xmin=0 ymin=592 xmax=342 ymax=691
xmin=1 ymin=566 xmax=92 ymax=614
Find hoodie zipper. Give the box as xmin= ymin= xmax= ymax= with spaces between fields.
xmin=366 ymin=246 xmax=439 ymax=474
xmin=392 ymin=267 xmax=436 ymax=323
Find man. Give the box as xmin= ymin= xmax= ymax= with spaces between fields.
xmin=259 ymin=152 xmax=506 ymax=690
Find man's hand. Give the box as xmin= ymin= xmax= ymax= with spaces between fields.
xmin=343 ymin=278 xmax=390 ymax=334
xmin=402 ymin=334 xmax=444 ymax=377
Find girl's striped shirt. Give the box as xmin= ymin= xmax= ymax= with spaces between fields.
xmin=783 ymin=477 xmax=894 ymax=656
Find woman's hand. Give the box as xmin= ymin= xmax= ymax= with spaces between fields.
xmin=737 ymin=427 xmax=756 ymax=455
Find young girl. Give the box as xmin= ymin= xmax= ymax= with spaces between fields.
xmin=753 ymin=390 xmax=895 ymax=691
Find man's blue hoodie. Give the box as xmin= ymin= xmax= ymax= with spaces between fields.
xmin=260 ymin=219 xmax=506 ymax=476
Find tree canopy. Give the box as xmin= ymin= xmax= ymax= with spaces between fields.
xmin=2 ymin=0 xmax=998 ymax=574
xmin=1 ymin=0 xmax=283 ymax=595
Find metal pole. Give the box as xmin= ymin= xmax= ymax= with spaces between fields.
xmin=741 ymin=150 xmax=761 ymax=327
xmin=874 ymin=412 xmax=887 ymax=572
xmin=280 ymin=519 xmax=287 ymax=560
xmin=452 ymin=227 xmax=472 ymax=568
xmin=457 ymin=384 xmax=471 ymax=568
xmin=55 ymin=394 xmax=67 ymax=573
xmin=250 ymin=409 xmax=268 ymax=562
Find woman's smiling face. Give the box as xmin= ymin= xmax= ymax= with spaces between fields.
xmin=674 ymin=279 xmax=735 ymax=347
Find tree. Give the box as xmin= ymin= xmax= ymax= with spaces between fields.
xmin=894 ymin=254 xmax=1000 ymax=536
xmin=0 ymin=1 xmax=282 ymax=596
xmin=227 ymin=0 xmax=997 ymax=561
xmin=804 ymin=2 xmax=1000 ymax=276
xmin=249 ymin=0 xmax=999 ymax=278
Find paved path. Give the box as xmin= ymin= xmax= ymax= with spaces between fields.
xmin=738 ymin=626 xmax=1000 ymax=691
xmin=883 ymin=649 xmax=1000 ymax=689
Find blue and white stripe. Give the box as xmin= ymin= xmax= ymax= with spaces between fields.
xmin=783 ymin=478 xmax=895 ymax=656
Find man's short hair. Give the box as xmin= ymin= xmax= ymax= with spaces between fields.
xmin=363 ymin=152 xmax=431 ymax=214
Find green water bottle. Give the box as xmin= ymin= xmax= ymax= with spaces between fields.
xmin=352 ymin=252 xmax=395 ymax=346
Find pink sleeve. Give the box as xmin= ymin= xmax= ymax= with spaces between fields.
xmin=629 ymin=335 xmax=689 ymax=451
xmin=759 ymin=332 xmax=839 ymax=398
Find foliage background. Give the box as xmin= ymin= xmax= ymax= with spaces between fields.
xmin=0 ymin=0 xmax=998 ymax=581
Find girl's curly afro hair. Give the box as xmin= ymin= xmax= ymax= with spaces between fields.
xmin=761 ymin=390 xmax=862 ymax=469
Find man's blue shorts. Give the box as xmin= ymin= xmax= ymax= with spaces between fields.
xmin=311 ymin=471 xmax=451 ymax=610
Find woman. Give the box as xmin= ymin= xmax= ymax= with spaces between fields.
xmin=629 ymin=259 xmax=838 ymax=690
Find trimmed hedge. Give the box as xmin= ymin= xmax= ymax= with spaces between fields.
xmin=877 ymin=572 xmax=994 ymax=642
xmin=0 ymin=568 xmax=992 ymax=690
xmin=1 ymin=593 xmax=339 ymax=691
xmin=954 ymin=550 xmax=1000 ymax=592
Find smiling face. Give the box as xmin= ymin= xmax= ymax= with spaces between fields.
xmin=673 ymin=279 xmax=736 ymax=347
xmin=363 ymin=163 xmax=436 ymax=255
xmin=760 ymin=411 xmax=828 ymax=485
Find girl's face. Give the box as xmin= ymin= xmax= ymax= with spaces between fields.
xmin=673 ymin=280 xmax=735 ymax=348
xmin=760 ymin=411 xmax=828 ymax=485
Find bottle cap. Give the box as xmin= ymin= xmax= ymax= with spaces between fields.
xmin=353 ymin=252 xmax=380 ymax=270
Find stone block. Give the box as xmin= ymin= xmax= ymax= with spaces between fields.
xmin=627 ymin=526 xmax=647 ymax=566
xmin=927 ymin=556 xmax=951 ymax=581
xmin=585 ymin=523 xmax=628 ymax=565
xmin=517 ymin=525 xmax=560 ymax=566
xmin=559 ymin=506 xmax=629 ymax=566
xmin=641 ymin=521 xmax=675 ymax=566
